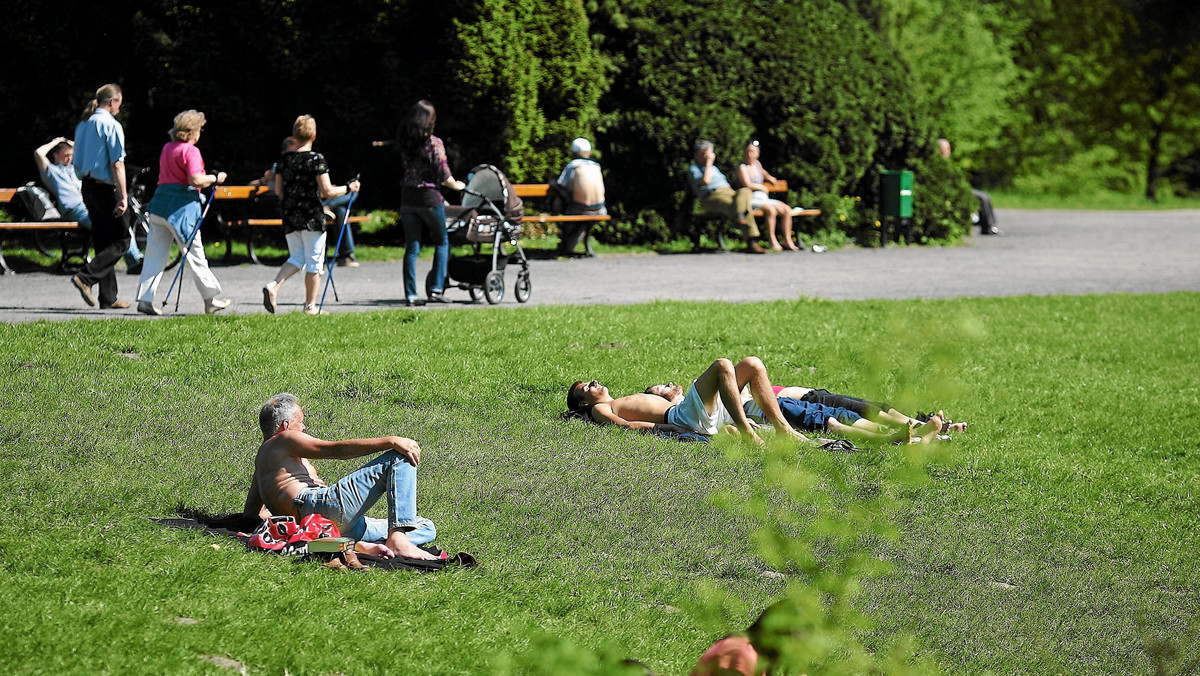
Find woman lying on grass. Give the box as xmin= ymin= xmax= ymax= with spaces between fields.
xmin=643 ymin=382 xmax=965 ymax=444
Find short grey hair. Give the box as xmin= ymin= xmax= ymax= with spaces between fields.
xmin=259 ymin=393 xmax=300 ymax=440
xmin=693 ymin=139 xmax=714 ymax=159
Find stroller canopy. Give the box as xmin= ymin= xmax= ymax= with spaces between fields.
xmin=463 ymin=164 xmax=524 ymax=221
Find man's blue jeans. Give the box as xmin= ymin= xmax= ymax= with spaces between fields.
xmin=292 ymin=450 xmax=436 ymax=545
xmin=400 ymin=203 xmax=448 ymax=301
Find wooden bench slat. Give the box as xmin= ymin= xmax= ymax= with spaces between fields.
xmin=513 ymin=184 xmax=550 ymax=198
xmin=520 ymin=214 xmax=612 ymax=223
xmin=0 ymin=188 xmax=18 ymax=202
xmin=0 ymin=222 xmax=81 ymax=230
xmin=749 ymin=208 xmax=821 ymax=218
xmin=214 ymin=185 xmax=272 ymax=199
xmin=243 ymin=217 xmax=369 ymax=226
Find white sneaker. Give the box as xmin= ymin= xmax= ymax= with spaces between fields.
xmin=303 ymin=303 xmax=321 ymax=315
xmin=205 ymin=298 xmax=232 ymax=315
xmin=790 ymin=206 xmax=807 ymax=216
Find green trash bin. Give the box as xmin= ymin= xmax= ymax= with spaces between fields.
xmin=880 ymin=170 xmax=913 ymax=218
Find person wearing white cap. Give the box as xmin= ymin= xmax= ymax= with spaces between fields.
xmin=553 ymin=137 xmax=606 ymax=254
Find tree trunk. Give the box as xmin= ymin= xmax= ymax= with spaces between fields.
xmin=1145 ymin=121 xmax=1164 ymax=201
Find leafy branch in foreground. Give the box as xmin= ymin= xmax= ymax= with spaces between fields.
xmin=699 ymin=435 xmax=942 ymax=675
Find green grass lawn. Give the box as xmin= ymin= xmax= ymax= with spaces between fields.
xmin=1 ymin=294 xmax=1197 ymax=674
xmin=989 ymin=190 xmax=1200 ymax=211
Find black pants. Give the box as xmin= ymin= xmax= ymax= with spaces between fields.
xmin=76 ymin=178 xmax=132 ymax=306
xmin=799 ymin=389 xmax=889 ymax=419
xmin=973 ymin=188 xmax=998 ymax=233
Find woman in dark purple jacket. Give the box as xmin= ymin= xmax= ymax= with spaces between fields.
xmin=397 ymin=100 xmax=465 ymax=306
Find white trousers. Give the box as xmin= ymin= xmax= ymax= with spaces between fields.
xmin=285 ymin=230 xmax=327 ymax=274
xmin=137 ymin=213 xmax=223 ymax=304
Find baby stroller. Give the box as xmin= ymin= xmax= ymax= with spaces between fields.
xmin=440 ymin=164 xmax=531 ymax=304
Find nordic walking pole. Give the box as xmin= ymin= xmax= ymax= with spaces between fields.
xmin=162 ymin=186 xmax=219 ymax=311
xmin=319 ymin=181 xmax=358 ymax=312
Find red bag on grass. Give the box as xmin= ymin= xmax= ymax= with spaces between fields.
xmin=246 ymin=514 xmax=340 ymax=556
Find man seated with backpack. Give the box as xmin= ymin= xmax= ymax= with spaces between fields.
xmin=34 ymin=137 xmax=90 ymax=227
xmin=552 ymin=137 xmax=606 ymax=254
xmin=33 ymin=136 xmax=143 ymax=273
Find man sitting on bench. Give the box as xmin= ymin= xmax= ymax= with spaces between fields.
xmin=553 ymin=137 xmax=607 ymax=255
xmin=567 ymin=357 xmax=808 ymax=445
xmin=687 ymin=140 xmax=765 ymax=254
xmin=243 ymin=393 xmax=439 ymax=561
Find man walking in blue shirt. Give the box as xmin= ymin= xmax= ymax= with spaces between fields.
xmin=70 ymin=84 xmax=132 ymax=309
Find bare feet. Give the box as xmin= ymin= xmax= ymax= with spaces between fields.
xmin=887 ymin=425 xmax=913 ymax=444
xmin=910 ymin=415 xmax=943 ymax=444
xmin=769 ymin=241 xmax=784 ymax=251
xmin=936 ymin=410 xmax=968 ymax=433
xmin=385 ymin=532 xmax=439 ymax=560
xmin=355 ymin=541 xmax=395 ymax=558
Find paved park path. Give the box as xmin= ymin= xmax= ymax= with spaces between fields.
xmin=2 ymin=209 xmax=1198 ymax=324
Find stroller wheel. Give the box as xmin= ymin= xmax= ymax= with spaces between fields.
xmin=514 ymin=270 xmax=531 ymax=303
xmin=483 ymin=270 xmax=505 ymax=305
xmin=469 ymin=286 xmax=485 ymax=303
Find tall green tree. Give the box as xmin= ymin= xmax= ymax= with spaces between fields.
xmin=995 ymin=0 xmax=1200 ymax=198
xmin=1118 ymin=0 xmax=1200 ymax=199
xmin=453 ymin=0 xmax=606 ymax=182
xmin=870 ymin=0 xmax=1028 ymax=176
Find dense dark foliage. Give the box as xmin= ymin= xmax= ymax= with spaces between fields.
xmin=1 ymin=0 xmax=975 ymax=243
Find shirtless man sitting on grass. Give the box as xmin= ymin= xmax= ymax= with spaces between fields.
xmin=243 ymin=393 xmax=439 ymax=561
xmin=568 ymin=356 xmax=810 ymax=445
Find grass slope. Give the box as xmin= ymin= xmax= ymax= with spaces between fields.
xmin=0 ymin=294 xmax=1196 ymax=674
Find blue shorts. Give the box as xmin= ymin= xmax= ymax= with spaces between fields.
xmin=743 ymin=397 xmax=860 ymax=432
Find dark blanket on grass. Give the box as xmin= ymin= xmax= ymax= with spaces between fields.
xmin=560 ymin=409 xmax=710 ymax=442
xmin=153 ymin=512 xmax=475 ymax=572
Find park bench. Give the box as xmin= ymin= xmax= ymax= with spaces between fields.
xmin=0 ymin=187 xmax=86 ymax=275
xmin=513 ymin=183 xmax=611 ymax=257
xmin=212 ymin=185 xmax=369 ymax=264
xmin=677 ymin=178 xmax=821 ymax=252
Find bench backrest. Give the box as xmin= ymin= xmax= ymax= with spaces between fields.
xmin=513 ymin=184 xmax=550 ymax=199
xmin=214 ymin=185 xmax=272 ymax=200
xmin=0 ymin=188 xmax=18 ymax=203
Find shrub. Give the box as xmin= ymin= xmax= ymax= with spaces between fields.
xmin=591 ymin=0 xmax=974 ymax=244
xmin=595 ymin=208 xmax=673 ymax=246
xmin=1012 ymin=145 xmax=1143 ymax=196
xmin=908 ymin=152 xmax=975 ymax=242
xmin=1162 ymin=148 xmax=1200 ymax=198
